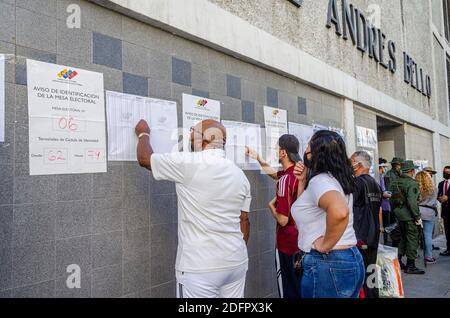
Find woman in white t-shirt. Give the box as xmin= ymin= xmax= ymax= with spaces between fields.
xmin=291 ymin=130 xmax=365 ymax=298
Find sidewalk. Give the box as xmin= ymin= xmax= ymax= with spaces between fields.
xmin=401 ymin=235 xmax=450 ymax=298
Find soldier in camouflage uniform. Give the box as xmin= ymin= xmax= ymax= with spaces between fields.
xmin=390 ymin=160 xmax=425 ymax=274
xmin=384 ymin=157 xmax=403 ymax=193
xmin=385 ymin=158 xmax=404 ymax=247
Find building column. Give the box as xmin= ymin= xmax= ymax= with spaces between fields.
xmin=343 ymin=99 xmax=356 ymax=156
xmin=433 ymin=132 xmax=443 ymax=185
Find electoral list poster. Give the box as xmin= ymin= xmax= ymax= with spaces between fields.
xmin=27 ymin=59 xmax=107 ymax=175
xmin=182 ymin=93 xmax=221 ymax=152
xmin=264 ymin=106 xmax=288 ymax=167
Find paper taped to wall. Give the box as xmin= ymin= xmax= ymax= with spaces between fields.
xmin=106 ymin=91 xmax=178 ymax=161
xmin=288 ymin=122 xmax=314 ymax=156
xmin=357 ymin=126 xmax=378 ymax=149
xmin=222 ymin=120 xmax=262 ymax=170
xmin=27 ymin=59 xmax=107 ymax=175
xmin=264 ymin=106 xmax=288 ymax=167
xmin=182 ymin=93 xmax=221 ymax=152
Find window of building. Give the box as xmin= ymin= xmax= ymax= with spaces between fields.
xmin=444 ymin=0 xmax=450 ymax=42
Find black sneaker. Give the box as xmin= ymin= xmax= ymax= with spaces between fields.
xmin=399 ymin=260 xmax=406 ymax=271
xmin=432 ymin=245 xmax=440 ymax=251
xmin=440 ymin=250 xmax=450 ymax=256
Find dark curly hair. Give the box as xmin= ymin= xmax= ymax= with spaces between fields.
xmin=306 ymin=130 xmax=356 ymax=195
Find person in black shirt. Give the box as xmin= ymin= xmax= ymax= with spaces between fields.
xmin=351 ymin=151 xmax=382 ymax=298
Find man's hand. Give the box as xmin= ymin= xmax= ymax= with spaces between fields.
xmin=245 ymin=147 xmax=259 ymax=161
xmin=439 ymin=195 xmax=448 ymax=203
xmin=383 ymin=191 xmax=392 ymax=199
xmin=415 ymin=218 xmax=423 ymax=228
xmin=294 ymin=162 xmax=307 ymax=183
xmin=135 ymin=119 xmax=150 ymax=137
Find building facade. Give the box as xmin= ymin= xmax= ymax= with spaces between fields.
xmin=0 ymin=0 xmax=449 ymax=298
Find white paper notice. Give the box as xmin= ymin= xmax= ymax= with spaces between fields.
xmin=264 ymin=106 xmax=288 ymax=167
xmin=288 ymin=122 xmax=314 ymax=156
xmin=222 ymin=120 xmax=262 ymax=170
xmin=312 ymin=123 xmax=329 ymax=133
xmin=413 ymin=160 xmax=429 ymax=172
xmin=356 ymin=126 xmax=378 ymax=149
xmin=366 ymin=150 xmax=376 ymax=178
xmin=106 ymin=91 xmax=178 ymax=161
xmin=329 ymin=126 xmax=345 ymax=139
xmin=0 ymin=55 xmax=5 ymax=142
xmin=27 ymin=59 xmax=107 ymax=176
xmin=182 ymin=94 xmax=221 ymax=152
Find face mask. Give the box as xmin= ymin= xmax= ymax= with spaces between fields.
xmin=444 ymin=173 xmax=450 ymax=180
xmin=352 ymin=163 xmax=360 ymax=172
xmin=303 ymin=152 xmax=312 ymax=168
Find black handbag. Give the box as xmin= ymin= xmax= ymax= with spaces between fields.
xmin=354 ymin=177 xmax=378 ymax=248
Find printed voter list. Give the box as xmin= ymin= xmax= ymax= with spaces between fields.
xmin=27 ymin=60 xmax=107 ymax=176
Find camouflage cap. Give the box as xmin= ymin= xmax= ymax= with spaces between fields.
xmin=390 ymin=157 xmax=404 ymax=164
xmin=400 ymin=160 xmax=419 ymax=172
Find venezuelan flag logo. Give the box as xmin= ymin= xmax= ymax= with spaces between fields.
xmin=57 ymin=69 xmax=78 ymax=80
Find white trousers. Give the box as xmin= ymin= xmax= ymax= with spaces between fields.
xmin=176 ymin=263 xmax=248 ymax=298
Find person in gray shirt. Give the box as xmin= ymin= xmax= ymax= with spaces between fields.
xmin=416 ymin=171 xmax=438 ymax=264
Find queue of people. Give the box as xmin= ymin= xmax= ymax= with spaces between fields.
xmin=134 ymin=118 xmax=449 ymax=299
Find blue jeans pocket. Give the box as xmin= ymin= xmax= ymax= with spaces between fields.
xmin=330 ymin=268 xmax=357 ymax=298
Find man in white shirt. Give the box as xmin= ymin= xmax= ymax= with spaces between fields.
xmin=135 ymin=119 xmax=252 ymax=298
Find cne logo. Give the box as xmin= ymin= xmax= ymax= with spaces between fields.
xmin=196 ymin=99 xmax=208 ymax=108
xmin=57 ymin=69 xmax=78 ymax=80
xmin=272 ymin=110 xmax=279 ymax=117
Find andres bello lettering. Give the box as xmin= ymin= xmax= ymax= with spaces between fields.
xmin=326 ymin=0 xmax=432 ymax=99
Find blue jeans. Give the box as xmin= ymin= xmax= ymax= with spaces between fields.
xmin=301 ymin=247 xmax=365 ymax=298
xmin=422 ymin=220 xmax=434 ymax=258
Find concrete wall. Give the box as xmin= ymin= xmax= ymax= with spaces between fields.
xmin=432 ymin=0 xmax=444 ymax=35
xmin=378 ymin=125 xmax=407 ymax=159
xmin=441 ymin=135 xmax=450 ymax=168
xmin=405 ymin=125 xmax=435 ymax=164
xmin=209 ymin=0 xmax=438 ymax=121
xmin=353 ymin=105 xmax=379 ymax=177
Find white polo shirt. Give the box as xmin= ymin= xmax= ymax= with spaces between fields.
xmin=151 ymin=149 xmax=252 ymax=273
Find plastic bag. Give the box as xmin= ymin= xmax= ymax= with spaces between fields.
xmin=377 ymin=244 xmax=404 ymax=298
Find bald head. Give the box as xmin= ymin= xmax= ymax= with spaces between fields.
xmin=190 ymin=119 xmax=227 ymax=152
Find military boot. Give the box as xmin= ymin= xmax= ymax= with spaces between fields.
xmin=404 ymin=259 xmax=425 ymax=275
